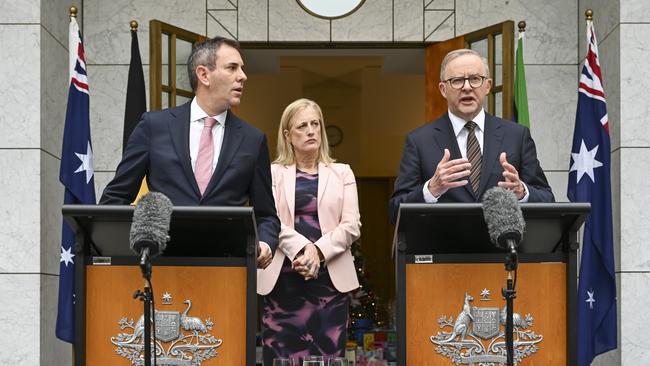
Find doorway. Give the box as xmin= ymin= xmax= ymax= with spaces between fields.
xmin=236 ymin=49 xmax=425 ymax=323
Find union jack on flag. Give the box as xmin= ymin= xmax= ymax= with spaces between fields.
xmin=56 ymin=15 xmax=96 ymax=344
xmin=568 ymin=17 xmax=617 ymax=366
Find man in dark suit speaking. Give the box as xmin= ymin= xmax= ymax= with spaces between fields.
xmin=100 ymin=37 xmax=279 ymax=268
xmin=389 ymin=48 xmax=554 ymax=223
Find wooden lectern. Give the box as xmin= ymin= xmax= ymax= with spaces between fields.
xmin=394 ymin=203 xmax=589 ymax=366
xmin=63 ymin=205 xmax=258 ymax=366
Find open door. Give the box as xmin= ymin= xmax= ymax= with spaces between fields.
xmin=426 ymin=21 xmax=515 ymax=121
xmin=149 ymin=20 xmax=207 ymax=111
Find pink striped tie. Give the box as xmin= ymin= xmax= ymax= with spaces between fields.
xmin=195 ymin=117 xmax=217 ymax=195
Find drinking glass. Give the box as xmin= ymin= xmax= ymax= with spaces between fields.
xmin=328 ymin=357 xmax=349 ymax=366
xmin=303 ymin=355 xmax=324 ymax=366
xmin=273 ymin=358 xmax=294 ymax=366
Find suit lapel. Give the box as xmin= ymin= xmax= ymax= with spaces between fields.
xmin=479 ymin=114 xmax=504 ymax=196
xmin=284 ymin=165 xmax=296 ymax=221
xmin=432 ymin=115 xmax=463 ymax=160
xmin=317 ymin=162 xmax=330 ymax=206
xmin=203 ymin=111 xmax=244 ymax=197
xmin=167 ymin=103 xmax=200 ymax=197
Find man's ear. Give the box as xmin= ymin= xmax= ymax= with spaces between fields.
xmin=438 ymin=81 xmax=448 ymax=99
xmin=485 ymin=78 xmax=493 ymax=94
xmin=195 ymin=65 xmax=210 ymax=88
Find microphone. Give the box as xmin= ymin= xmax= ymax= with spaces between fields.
xmin=129 ymin=192 xmax=173 ymax=265
xmin=481 ymin=187 xmax=525 ymax=253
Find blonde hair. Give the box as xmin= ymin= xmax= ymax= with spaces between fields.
xmin=274 ymin=98 xmax=335 ymax=165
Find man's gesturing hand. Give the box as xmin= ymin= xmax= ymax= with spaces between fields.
xmin=428 ymin=149 xmax=472 ymax=198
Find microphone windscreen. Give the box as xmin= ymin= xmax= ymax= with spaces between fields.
xmin=129 ymin=191 xmax=173 ymax=256
xmin=481 ymin=187 xmax=525 ymax=248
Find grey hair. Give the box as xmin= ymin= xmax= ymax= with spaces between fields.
xmin=187 ymin=36 xmax=241 ymax=91
xmin=439 ymin=48 xmax=491 ymax=81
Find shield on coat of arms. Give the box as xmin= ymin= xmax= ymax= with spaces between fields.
xmin=472 ymin=307 xmax=500 ymax=339
xmin=155 ymin=311 xmax=180 ymax=342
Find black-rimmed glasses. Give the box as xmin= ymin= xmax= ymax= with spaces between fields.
xmin=444 ymin=75 xmax=487 ymax=89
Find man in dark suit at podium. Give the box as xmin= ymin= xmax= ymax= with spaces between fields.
xmin=100 ymin=37 xmax=278 ymax=268
xmin=389 ymin=49 xmax=554 ymax=224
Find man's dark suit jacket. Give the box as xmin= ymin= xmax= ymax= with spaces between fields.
xmin=389 ymin=113 xmax=554 ymax=224
xmin=100 ymin=102 xmax=280 ymax=252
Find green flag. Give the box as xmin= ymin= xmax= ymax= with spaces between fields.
xmin=513 ymin=32 xmax=530 ymax=128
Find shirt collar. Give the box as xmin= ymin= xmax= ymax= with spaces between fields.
xmin=448 ymin=109 xmax=485 ymax=137
xmin=190 ymin=97 xmax=228 ymax=125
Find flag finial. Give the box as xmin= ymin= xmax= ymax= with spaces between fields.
xmin=518 ymin=21 xmax=526 ymax=33
xmin=130 ymin=20 xmax=139 ymax=31
xmin=69 ymin=6 xmax=77 ymax=18
xmin=585 ymin=9 xmax=593 ymax=21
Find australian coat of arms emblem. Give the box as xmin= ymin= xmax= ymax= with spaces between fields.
xmin=430 ymin=292 xmax=543 ymax=365
xmin=111 ymin=298 xmax=222 ymax=366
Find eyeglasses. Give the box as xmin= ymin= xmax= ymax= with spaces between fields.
xmin=444 ymin=75 xmax=487 ymax=89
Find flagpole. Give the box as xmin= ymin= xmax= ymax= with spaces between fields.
xmin=513 ymin=20 xmax=529 ymax=127
xmin=68 ymin=9 xmax=77 ymax=366
xmin=69 ymin=6 xmax=78 ymax=83
xmin=69 ymin=10 xmax=77 ymax=366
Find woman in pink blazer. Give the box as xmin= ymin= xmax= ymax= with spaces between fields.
xmin=257 ymin=98 xmax=361 ymax=364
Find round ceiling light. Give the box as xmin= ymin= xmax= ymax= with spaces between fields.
xmin=296 ymin=0 xmax=366 ymax=19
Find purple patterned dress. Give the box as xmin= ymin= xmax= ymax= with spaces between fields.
xmin=262 ymin=170 xmax=350 ymax=365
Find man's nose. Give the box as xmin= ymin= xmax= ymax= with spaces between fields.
xmin=238 ymin=68 xmax=247 ymax=81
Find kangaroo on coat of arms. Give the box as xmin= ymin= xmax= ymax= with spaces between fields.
xmin=441 ymin=292 xmax=474 ymax=342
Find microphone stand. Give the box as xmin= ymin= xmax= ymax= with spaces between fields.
xmin=501 ymin=241 xmax=518 ymax=366
xmin=134 ymin=247 xmax=154 ymax=366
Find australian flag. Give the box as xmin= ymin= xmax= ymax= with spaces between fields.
xmin=568 ymin=18 xmax=617 ymax=365
xmin=56 ymin=16 xmax=96 ymax=344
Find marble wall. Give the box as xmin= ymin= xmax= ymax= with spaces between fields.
xmin=2 ymin=0 xmax=646 ymax=364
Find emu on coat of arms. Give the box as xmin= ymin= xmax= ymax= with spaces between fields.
xmin=430 ymin=292 xmax=543 ymax=365
xmin=111 ymin=299 xmax=222 ymax=366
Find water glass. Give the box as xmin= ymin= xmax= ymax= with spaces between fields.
xmin=273 ymin=358 xmax=294 ymax=366
xmin=328 ymin=357 xmax=349 ymax=366
xmin=303 ymin=355 xmax=324 ymax=366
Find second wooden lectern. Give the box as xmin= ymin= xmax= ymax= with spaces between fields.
xmin=394 ymin=203 xmax=589 ymax=366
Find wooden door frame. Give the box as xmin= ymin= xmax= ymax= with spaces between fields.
xmin=149 ymin=20 xmax=207 ymax=111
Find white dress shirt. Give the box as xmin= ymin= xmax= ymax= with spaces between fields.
xmin=422 ymin=109 xmax=529 ymax=202
xmin=189 ymin=97 xmax=227 ymax=173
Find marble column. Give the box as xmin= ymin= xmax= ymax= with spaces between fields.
xmin=617 ymin=0 xmax=650 ymax=363
xmin=0 ymin=0 xmax=79 ymax=365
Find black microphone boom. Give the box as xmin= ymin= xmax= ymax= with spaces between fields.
xmin=481 ymin=187 xmax=525 ymax=252
xmin=130 ymin=191 xmax=173 ymax=259
xmin=129 ymin=191 xmax=172 ymax=366
xmin=482 ymin=186 xmax=525 ymax=366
